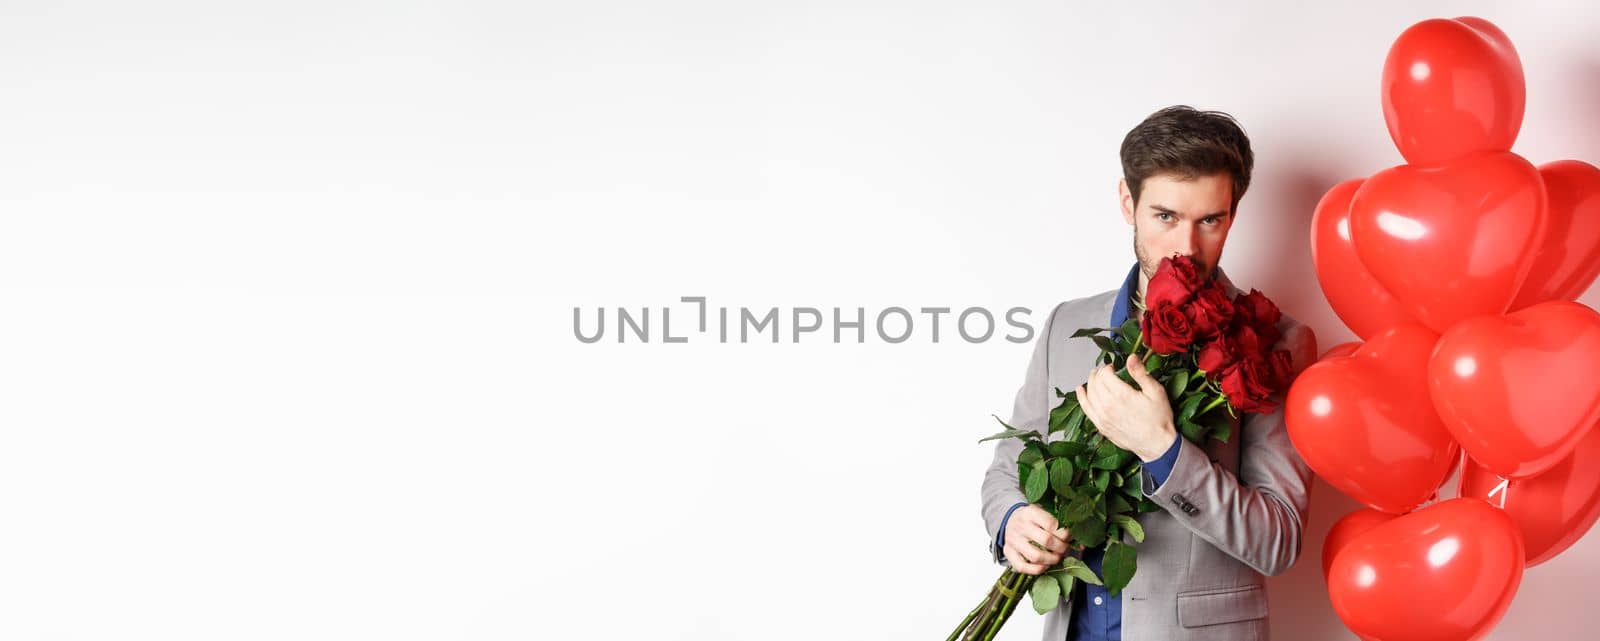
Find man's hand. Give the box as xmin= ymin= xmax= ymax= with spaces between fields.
xmin=1004 ymin=504 xmax=1070 ymax=575
xmin=1075 ymin=352 xmax=1179 ymax=462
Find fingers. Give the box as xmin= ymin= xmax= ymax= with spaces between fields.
xmin=1022 ymin=520 xmax=1068 ymax=554
xmin=1004 ymin=532 xmax=1062 ymax=569
xmin=1017 ymin=506 xmax=1068 ymax=553
xmin=1019 ymin=505 xmax=1064 ymax=538
xmin=1127 ymin=353 xmax=1164 ymax=399
xmin=1004 ymin=507 xmax=1068 ymax=572
xmin=1076 ymin=383 xmax=1103 ymax=427
xmin=1004 ymin=540 xmax=1050 ymax=575
xmin=1126 ymin=353 xmax=1151 ymax=382
xmin=1089 ymin=364 xmax=1121 ymax=402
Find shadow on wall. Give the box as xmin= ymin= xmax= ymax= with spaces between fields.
xmin=1223 ymin=128 xmax=1352 ymax=347
xmin=1534 ymin=58 xmax=1600 ymax=634
xmin=1568 ymin=58 xmax=1600 ymax=168
xmin=1232 ymin=128 xmax=1371 ymax=640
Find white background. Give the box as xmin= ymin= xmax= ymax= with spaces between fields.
xmin=2 ymin=1 xmax=1598 ymax=639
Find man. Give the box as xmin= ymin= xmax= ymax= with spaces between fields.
xmin=980 ymin=105 xmax=1318 ymax=641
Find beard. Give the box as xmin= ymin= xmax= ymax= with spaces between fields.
xmin=1132 ymin=226 xmax=1160 ymax=283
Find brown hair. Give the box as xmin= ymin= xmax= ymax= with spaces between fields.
xmin=1120 ymin=105 xmax=1254 ymax=213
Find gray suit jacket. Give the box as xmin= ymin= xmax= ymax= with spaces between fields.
xmin=980 ymin=268 xmax=1317 ymax=641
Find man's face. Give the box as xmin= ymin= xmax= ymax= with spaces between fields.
xmin=1119 ymin=171 xmax=1235 ymax=281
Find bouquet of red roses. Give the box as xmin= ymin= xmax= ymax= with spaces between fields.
xmin=946 ymin=256 xmax=1296 ymax=641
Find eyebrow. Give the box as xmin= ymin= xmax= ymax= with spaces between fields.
xmin=1151 ymin=205 xmax=1229 ymax=219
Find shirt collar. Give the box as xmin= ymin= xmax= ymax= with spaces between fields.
xmin=1109 ymin=263 xmax=1142 ymax=328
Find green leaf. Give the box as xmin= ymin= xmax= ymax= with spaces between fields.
xmin=1092 ymin=440 xmax=1128 ymax=469
xmin=1103 ymin=541 xmax=1138 ymax=596
xmin=1200 ymin=410 xmax=1233 ymax=443
xmin=1055 ymin=386 xmax=1069 ymax=398
xmin=1165 ymin=370 xmax=1189 ymax=402
xmin=1090 ymin=334 xmax=1116 ymax=354
xmin=1061 ymin=493 xmax=1094 ymax=523
xmin=1052 ymin=572 xmax=1077 ymax=598
xmin=1024 ymin=460 xmax=1049 ymax=502
xmin=1048 ymin=395 xmax=1079 ymax=434
xmin=1048 ymin=441 xmax=1088 ymax=458
xmin=1118 ymin=318 xmax=1140 ymax=342
xmin=1070 ymin=327 xmax=1113 ymax=338
xmin=1111 ymin=514 xmax=1146 ymax=543
xmin=1063 ymin=407 xmax=1087 ymax=442
xmin=1055 ymin=556 xmax=1103 ymax=586
xmin=1088 ymin=438 xmax=1118 ymax=468
xmin=1049 ymin=458 xmax=1076 ymax=496
xmin=1093 ymin=469 xmax=1111 ymax=492
xmin=1144 ymin=352 xmax=1166 ymax=372
xmin=1107 ymin=493 xmax=1133 ymax=517
xmin=1051 ymin=491 xmax=1074 ymax=523
xmin=1178 ymin=418 xmax=1205 ymax=443
xmin=1073 ymin=515 xmax=1107 ymax=548
xmin=1179 ymin=393 xmax=1205 ymax=422
xmin=979 ymin=428 xmax=1038 ymax=443
xmin=982 ymin=414 xmax=1039 ymax=443
xmin=1018 ymin=441 xmax=1046 ymax=466
xmin=1030 ymin=570 xmax=1062 ymax=615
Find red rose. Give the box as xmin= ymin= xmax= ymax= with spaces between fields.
xmin=1143 ymin=255 xmax=1209 ymax=310
xmin=1146 ymin=268 xmax=1194 ymax=310
xmin=1229 ymin=323 xmax=1264 ymax=358
xmin=1197 ymin=332 xmax=1238 ymax=373
xmin=1189 ymin=284 xmax=1236 ymax=341
xmin=1141 ymin=300 xmax=1196 ymax=355
xmin=1219 ymin=355 xmax=1280 ymax=414
xmin=1232 ymin=289 xmax=1282 ymax=345
xmin=1167 ymin=255 xmax=1207 ymax=290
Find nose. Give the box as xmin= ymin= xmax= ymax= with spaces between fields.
xmin=1175 ymin=224 xmax=1201 ymax=255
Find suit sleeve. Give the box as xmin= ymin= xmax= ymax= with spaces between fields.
xmin=981 ymin=301 xmax=1064 ymax=565
xmin=1136 ymin=322 xmax=1319 ymax=576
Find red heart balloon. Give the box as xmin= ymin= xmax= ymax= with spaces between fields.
xmin=1382 ymin=17 xmax=1525 ymax=166
xmin=1510 ymin=160 xmax=1600 ymax=310
xmin=1429 ymin=300 xmax=1600 ymax=478
xmin=1311 ymin=178 xmax=1420 ymax=339
xmin=1349 ymin=151 xmax=1548 ymax=333
xmin=1328 ymin=498 xmax=1524 ymax=641
xmin=1322 ymin=508 xmax=1398 ymax=580
xmin=1459 ymin=424 xmax=1600 ymax=566
xmin=1287 ymin=324 xmax=1458 ymax=513
xmin=1319 ymin=341 xmax=1361 ymax=361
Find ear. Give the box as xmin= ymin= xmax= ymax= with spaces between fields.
xmin=1118 ymin=178 xmax=1136 ymax=225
